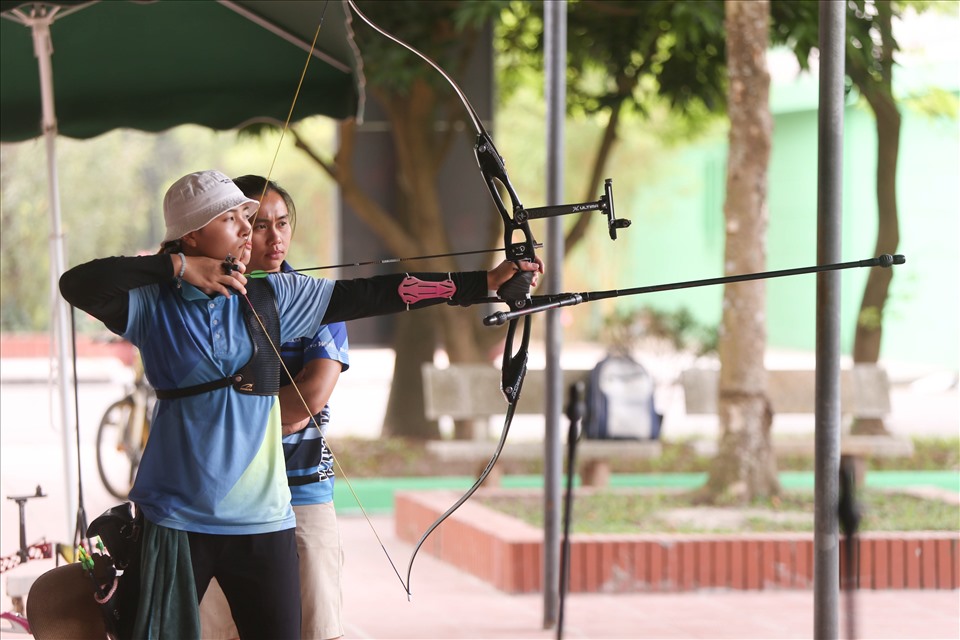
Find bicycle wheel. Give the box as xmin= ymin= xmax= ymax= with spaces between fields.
xmin=96 ymin=397 xmax=144 ymax=500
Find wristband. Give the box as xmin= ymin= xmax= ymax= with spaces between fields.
xmin=176 ymin=252 xmax=186 ymax=288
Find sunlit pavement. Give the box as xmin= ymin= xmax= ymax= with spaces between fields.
xmin=337 ymin=515 xmax=960 ymax=640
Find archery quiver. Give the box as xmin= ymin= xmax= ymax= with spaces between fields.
xmin=82 ymin=502 xmax=144 ymax=639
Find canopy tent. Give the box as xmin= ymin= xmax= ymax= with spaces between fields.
xmin=0 ymin=0 xmax=364 ymax=537
xmin=1 ymin=0 xmax=364 ymax=141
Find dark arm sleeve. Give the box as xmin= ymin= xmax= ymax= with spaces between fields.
xmin=59 ymin=255 xmax=174 ymax=334
xmin=320 ymin=271 xmax=488 ymax=324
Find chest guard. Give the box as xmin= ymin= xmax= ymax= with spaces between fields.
xmin=154 ymin=278 xmax=281 ymax=399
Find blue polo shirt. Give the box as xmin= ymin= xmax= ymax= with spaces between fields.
xmin=281 ymin=322 xmax=349 ymax=505
xmin=124 ymin=272 xmax=332 ymax=535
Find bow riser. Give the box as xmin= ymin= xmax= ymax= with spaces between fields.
xmin=500 ymin=315 xmax=531 ymax=404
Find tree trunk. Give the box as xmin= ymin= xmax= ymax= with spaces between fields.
xmin=847 ymin=2 xmax=901 ymax=435
xmin=852 ymin=94 xmax=899 ymax=365
xmin=702 ymin=0 xmax=778 ymax=503
xmin=382 ymin=307 xmax=441 ymax=439
xmin=439 ymin=304 xmax=494 ymax=439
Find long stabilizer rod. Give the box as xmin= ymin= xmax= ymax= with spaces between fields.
xmin=483 ymin=254 xmax=905 ymax=326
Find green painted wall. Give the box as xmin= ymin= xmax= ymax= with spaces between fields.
xmin=570 ymin=65 xmax=958 ymax=370
xmin=764 ymin=101 xmax=959 ymax=370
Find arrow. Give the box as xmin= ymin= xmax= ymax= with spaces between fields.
xmin=246 ymin=243 xmax=544 ymax=279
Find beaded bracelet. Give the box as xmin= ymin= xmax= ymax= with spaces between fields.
xmin=176 ymin=252 xmax=186 ymax=288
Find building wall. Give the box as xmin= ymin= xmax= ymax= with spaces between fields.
xmin=573 ymin=72 xmax=958 ymax=370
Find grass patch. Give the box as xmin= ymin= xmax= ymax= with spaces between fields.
xmin=476 ymin=489 xmax=960 ymax=534
xmin=330 ymin=435 xmax=959 ymax=477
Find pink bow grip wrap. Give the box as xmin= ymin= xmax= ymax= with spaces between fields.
xmin=398 ymin=275 xmax=456 ymax=305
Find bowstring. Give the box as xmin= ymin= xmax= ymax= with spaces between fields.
xmin=238 ymin=0 xmax=409 ymax=593
xmin=329 ymin=451 xmax=411 ymax=595
xmin=249 ymin=0 xmax=329 ymax=220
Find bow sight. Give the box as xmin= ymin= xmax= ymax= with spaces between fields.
xmin=520 ymin=178 xmax=629 ymax=240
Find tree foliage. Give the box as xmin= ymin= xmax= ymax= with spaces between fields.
xmin=499 ymin=0 xmax=729 ymax=252
xmin=498 ymin=0 xmax=938 ymax=446
xmin=0 ymin=132 xmax=176 ymax=330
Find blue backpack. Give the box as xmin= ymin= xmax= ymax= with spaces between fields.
xmin=584 ymin=354 xmax=662 ymax=440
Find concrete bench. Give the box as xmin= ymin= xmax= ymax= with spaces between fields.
xmin=680 ymin=366 xmax=914 ymax=481
xmin=422 ymin=364 xmax=662 ymax=487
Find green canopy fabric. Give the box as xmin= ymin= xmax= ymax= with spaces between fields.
xmin=0 ymin=0 xmax=365 ymax=142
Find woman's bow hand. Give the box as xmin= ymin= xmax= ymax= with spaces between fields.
xmin=487 ymin=258 xmax=544 ymax=293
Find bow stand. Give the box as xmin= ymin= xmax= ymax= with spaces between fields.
xmin=838 ymin=455 xmax=861 ymax=640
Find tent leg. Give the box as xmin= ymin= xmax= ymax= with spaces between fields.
xmin=31 ymin=9 xmax=78 ymax=541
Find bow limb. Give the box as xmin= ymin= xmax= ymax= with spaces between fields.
xmin=403 ymin=317 xmax=529 ymax=599
xmin=345 ymin=1 xmax=485 ymax=134
xmin=403 ymin=402 xmax=517 ymax=596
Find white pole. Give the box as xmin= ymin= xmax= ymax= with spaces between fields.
xmin=29 ymin=8 xmax=78 ymax=542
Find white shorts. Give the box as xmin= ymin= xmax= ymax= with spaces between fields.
xmin=198 ymin=578 xmax=237 ymax=640
xmin=198 ymin=502 xmax=343 ymax=640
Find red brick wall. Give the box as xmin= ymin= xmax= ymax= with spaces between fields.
xmin=396 ymin=491 xmax=959 ymax=594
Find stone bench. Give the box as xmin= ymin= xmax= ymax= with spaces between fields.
xmin=422 ymin=364 xmax=662 ymax=487
xmin=680 ymin=366 xmax=914 ymax=481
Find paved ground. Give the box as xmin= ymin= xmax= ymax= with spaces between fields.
xmin=338 ymin=515 xmax=960 ymax=640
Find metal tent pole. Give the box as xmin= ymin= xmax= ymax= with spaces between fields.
xmin=814 ymin=1 xmax=846 ymax=637
xmin=542 ymin=0 xmax=567 ymax=630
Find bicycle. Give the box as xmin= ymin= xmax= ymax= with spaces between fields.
xmin=0 ymin=486 xmax=55 ymax=634
xmin=96 ymin=351 xmax=154 ymax=500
